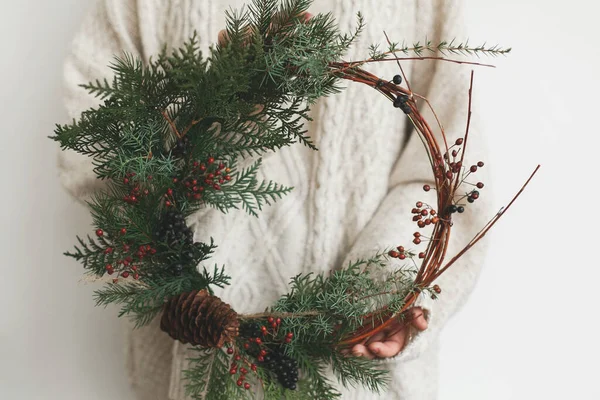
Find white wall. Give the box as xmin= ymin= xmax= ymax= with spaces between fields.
xmin=0 ymin=1 xmax=597 ymax=399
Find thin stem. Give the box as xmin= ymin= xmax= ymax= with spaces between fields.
xmin=241 ymin=310 xmax=321 ymax=319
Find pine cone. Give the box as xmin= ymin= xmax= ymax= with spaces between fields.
xmin=160 ymin=290 xmax=240 ymax=348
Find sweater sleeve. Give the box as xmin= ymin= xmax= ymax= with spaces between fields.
xmin=58 ymin=0 xmax=147 ymax=203
xmin=339 ymin=0 xmax=492 ymax=363
xmin=57 ymin=0 xmax=204 ymax=203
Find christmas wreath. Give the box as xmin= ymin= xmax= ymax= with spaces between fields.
xmin=52 ymin=0 xmax=537 ymax=398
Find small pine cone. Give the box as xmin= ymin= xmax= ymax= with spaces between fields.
xmin=160 ymin=290 xmax=239 ymax=348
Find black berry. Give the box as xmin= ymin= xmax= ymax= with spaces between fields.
xmin=393 ymin=74 xmax=403 ymax=85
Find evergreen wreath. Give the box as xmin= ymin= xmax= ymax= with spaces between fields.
xmin=51 ymin=0 xmax=537 ymax=398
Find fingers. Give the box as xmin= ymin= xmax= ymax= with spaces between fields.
xmin=352 ymin=343 xmax=375 ymax=360
xmin=409 ymin=307 xmax=428 ymax=331
xmin=367 ymin=329 xmax=408 ymax=358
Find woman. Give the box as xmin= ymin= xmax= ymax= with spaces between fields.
xmin=58 ymin=0 xmax=488 ymax=398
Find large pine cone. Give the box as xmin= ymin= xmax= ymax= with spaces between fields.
xmin=160 ymin=290 xmax=240 ymax=348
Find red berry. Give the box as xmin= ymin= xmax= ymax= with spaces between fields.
xmin=96 ymin=229 xmax=104 ymax=237
xmin=418 ymin=252 xmax=425 ymax=259
xmin=240 ymin=368 xmax=248 ymax=374
xmin=218 ymin=163 xmax=225 ymax=170
xmin=421 ymin=209 xmax=428 ymax=216
xmin=219 ymin=178 xmax=224 ymax=184
xmin=120 ymin=228 xmax=127 ymax=235
xmin=235 ymin=355 xmax=241 ymax=361
xmin=397 ymin=246 xmax=405 ymax=252
xmin=417 ymin=221 xmax=426 ymax=228
xmin=399 ymin=253 xmax=406 ymax=260
xmin=230 ymin=369 xmax=237 ymax=375
xmin=207 ymin=173 xmax=214 ymax=179
xmin=172 ymin=178 xmax=178 ymax=183
xmin=477 ymin=182 xmax=484 ymax=189
xmin=413 ymin=238 xmax=422 ymax=245
xmin=208 ymin=157 xmax=215 ymax=164
xmin=105 ymin=264 xmax=113 ymax=271
xmin=477 ymin=161 xmax=485 ymax=167
xmin=276 ymin=318 xmax=281 ymax=325
xmin=167 ymin=188 xmax=173 ymax=196
xmin=424 ymin=219 xmax=432 ymax=225
xmin=388 ymin=250 xmax=400 ymax=258
xmin=244 ymin=383 xmax=250 ymax=390
xmin=244 ymin=343 xmax=250 ymax=349
xmin=413 ymin=232 xmax=421 ymax=238
xmin=237 ymin=380 xmax=243 ymax=386
xmin=267 ymin=317 xmax=274 ymax=324
xmin=104 ymin=247 xmax=113 ymax=254
xmin=416 ymin=201 xmax=423 ymax=208
xmin=225 ymin=175 xmax=231 ymax=181
xmin=121 ymin=271 xmax=130 ymax=278
xmin=455 ymin=138 xmax=464 ymax=145
xmin=251 ymin=364 xmax=257 ymax=371
xmin=286 ymin=332 xmax=293 ymax=338
xmin=445 ymin=171 xmax=453 ymax=179
xmin=200 ymin=164 xmax=207 ymax=171
xmin=112 ymin=278 xmax=119 ymax=284
xmin=423 ymin=184 xmax=431 ymax=192
xmin=433 ymin=284 xmax=442 ymax=294
xmin=213 ymin=184 xmax=221 ymax=190
xmin=165 ymin=201 xmax=172 ymax=207
xmin=271 ymin=322 xmax=277 ymax=329
xmin=133 ymin=273 xmax=140 ymax=280
xmin=412 ymin=215 xmax=421 ymax=222
xmin=470 ymin=165 xmax=478 ymax=173
xmin=227 ymin=348 xmax=234 ymax=354
xmin=194 ymin=194 xmax=202 ymax=200
xmin=285 ymin=338 xmax=292 ymax=343
xmin=255 ymin=338 xmax=262 ymax=345
xmin=259 ymin=349 xmax=267 ymax=356
xmin=411 ymin=208 xmax=419 ymax=214
xmin=123 ymin=178 xmax=129 ymax=184
xmin=257 ymin=355 xmax=264 ymax=362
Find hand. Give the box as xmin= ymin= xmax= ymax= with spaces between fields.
xmin=351 ymin=307 xmax=428 ymax=360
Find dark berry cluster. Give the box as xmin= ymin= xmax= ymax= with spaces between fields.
xmin=155 ymin=210 xmax=193 ymax=247
xmin=393 ymin=94 xmax=412 ymax=114
xmin=171 ymin=136 xmax=191 ymax=158
xmin=239 ymin=322 xmax=298 ymax=390
xmin=260 ymin=346 xmax=299 ymax=390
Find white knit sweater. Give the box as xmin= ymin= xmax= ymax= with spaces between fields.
xmin=58 ymin=1 xmax=490 ymax=399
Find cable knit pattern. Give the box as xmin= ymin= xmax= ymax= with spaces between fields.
xmin=58 ymin=1 xmax=490 ymax=399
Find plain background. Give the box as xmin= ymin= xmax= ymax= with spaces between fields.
xmin=1 ymin=0 xmax=598 ymax=399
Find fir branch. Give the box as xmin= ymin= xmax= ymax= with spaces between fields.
xmin=330 ymin=352 xmax=388 ymax=393
xmin=185 ymin=348 xmax=243 ymax=400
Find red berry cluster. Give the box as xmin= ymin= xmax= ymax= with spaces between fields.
xmin=227 ymin=349 xmax=254 ymax=390
xmin=122 ymin=172 xmax=151 ymax=204
xmin=96 ymin=227 xmax=157 ymax=283
xmin=430 ymin=284 xmax=442 ymax=299
xmin=411 ymin=201 xmax=439 ymax=228
xmin=176 ymin=157 xmax=232 ymax=202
